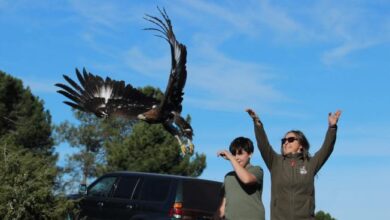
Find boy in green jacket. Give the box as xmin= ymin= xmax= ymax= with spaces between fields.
xmin=246 ymin=109 xmax=341 ymax=220
xmin=214 ymin=137 xmax=265 ymax=220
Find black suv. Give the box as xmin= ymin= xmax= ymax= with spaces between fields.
xmin=70 ymin=171 xmax=222 ymax=220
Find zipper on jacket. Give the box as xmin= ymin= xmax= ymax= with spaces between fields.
xmin=290 ymin=159 xmax=296 ymax=220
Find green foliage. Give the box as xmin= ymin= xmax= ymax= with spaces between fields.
xmin=54 ymin=111 xmax=108 ymax=191
xmin=0 ymin=71 xmax=62 ymax=219
xmin=104 ymin=121 xmax=206 ymax=177
xmin=315 ymin=210 xmax=336 ymax=220
xmin=138 ymin=85 xmax=164 ymax=101
xmin=0 ymin=148 xmax=57 ymax=219
xmin=0 ymin=71 xmax=53 ymax=155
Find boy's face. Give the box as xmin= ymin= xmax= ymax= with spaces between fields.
xmin=232 ymin=149 xmax=252 ymax=167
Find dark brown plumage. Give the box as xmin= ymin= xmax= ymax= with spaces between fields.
xmin=55 ymin=8 xmax=194 ymax=155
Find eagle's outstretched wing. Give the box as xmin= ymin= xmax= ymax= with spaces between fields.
xmin=144 ymin=8 xmax=187 ymax=115
xmin=55 ymin=68 xmax=159 ymax=119
xmin=143 ymin=8 xmax=194 ymax=155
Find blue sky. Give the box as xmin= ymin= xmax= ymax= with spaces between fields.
xmin=1 ymin=0 xmax=389 ymax=219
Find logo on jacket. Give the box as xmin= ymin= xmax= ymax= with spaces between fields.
xmin=299 ymin=166 xmax=307 ymax=175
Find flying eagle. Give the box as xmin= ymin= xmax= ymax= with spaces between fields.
xmin=55 ymin=9 xmax=194 ymax=155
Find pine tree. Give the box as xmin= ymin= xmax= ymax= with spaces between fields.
xmin=54 ymin=111 xmax=109 ymax=192
xmin=0 ymin=70 xmax=60 ymax=219
xmin=104 ymin=120 xmax=206 ymax=176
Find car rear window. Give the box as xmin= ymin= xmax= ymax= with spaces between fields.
xmin=136 ymin=177 xmax=172 ymax=202
xmin=182 ymin=180 xmax=222 ymax=212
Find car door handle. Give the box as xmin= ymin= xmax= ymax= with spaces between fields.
xmin=126 ymin=204 xmax=136 ymax=209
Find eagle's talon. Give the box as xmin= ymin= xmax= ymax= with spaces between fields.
xmin=180 ymin=144 xmax=187 ymax=155
xmin=188 ymin=143 xmax=194 ymax=155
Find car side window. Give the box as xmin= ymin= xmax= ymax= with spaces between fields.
xmin=112 ymin=176 xmax=140 ymax=199
xmin=137 ymin=177 xmax=171 ymax=202
xmin=88 ymin=176 xmax=116 ymax=197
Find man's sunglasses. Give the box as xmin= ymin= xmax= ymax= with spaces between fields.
xmin=281 ymin=137 xmax=298 ymax=144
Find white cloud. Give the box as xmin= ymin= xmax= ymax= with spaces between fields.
xmin=256 ymin=0 xmax=302 ymax=33
xmin=332 ymin=123 xmax=390 ymax=156
xmin=22 ymin=78 xmax=57 ymax=93
xmin=178 ymin=0 xmax=261 ymax=36
xmin=187 ymin=60 xmax=284 ymax=112
xmin=175 ymin=0 xmax=303 ymax=39
xmin=16 ymin=0 xmax=386 ymax=101
xmin=69 ymin=0 xmax=137 ymax=30
xmin=4 ymin=1 xmax=389 ymax=66
xmin=321 ymin=40 xmax=377 ymax=64
xmin=121 ymin=35 xmax=287 ymax=113
xmin=308 ymin=1 xmax=390 ymax=63
xmin=122 ymin=47 xmax=169 ymax=80
xmin=179 ymin=0 xmax=390 ymax=63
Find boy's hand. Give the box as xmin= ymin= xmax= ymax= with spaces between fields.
xmin=217 ymin=150 xmax=234 ymax=161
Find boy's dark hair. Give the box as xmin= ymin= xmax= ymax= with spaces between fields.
xmin=229 ymin=137 xmax=254 ymax=155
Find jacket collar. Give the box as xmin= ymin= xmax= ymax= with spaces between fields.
xmin=283 ymin=152 xmax=304 ymax=159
